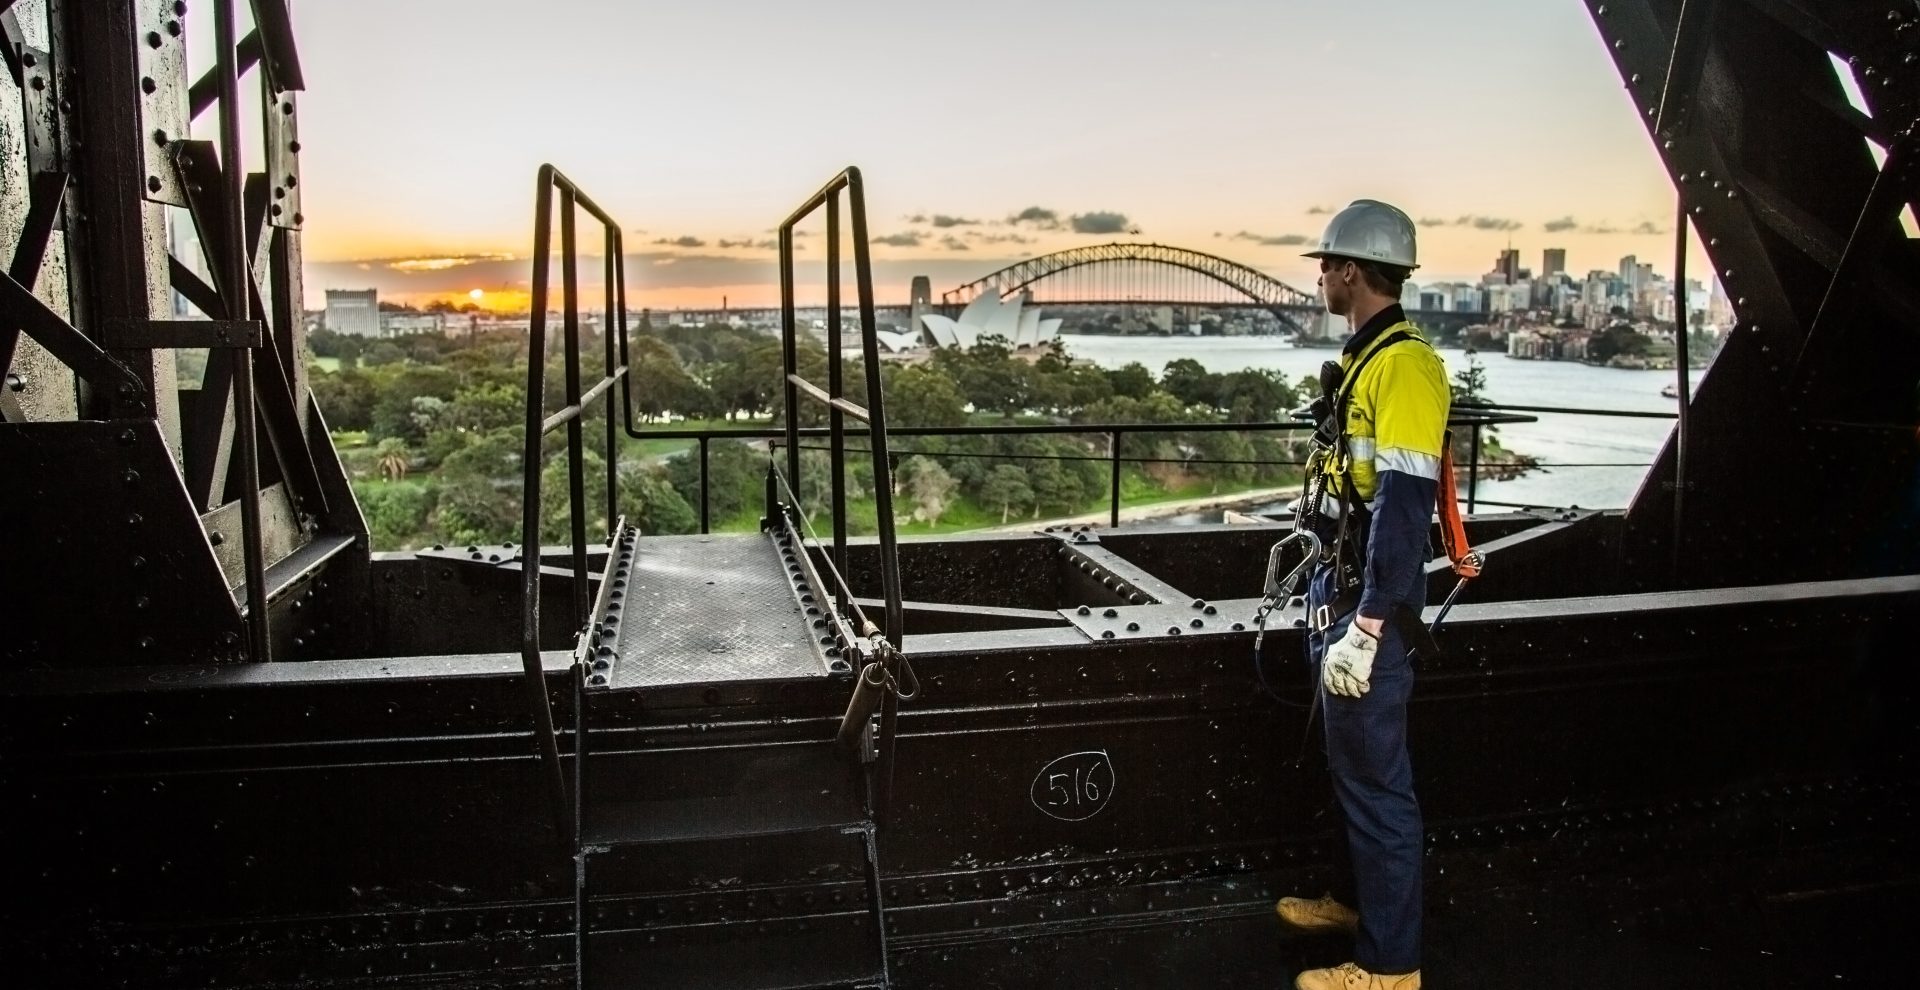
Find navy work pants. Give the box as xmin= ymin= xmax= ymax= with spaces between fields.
xmin=1305 ymin=560 xmax=1423 ymax=975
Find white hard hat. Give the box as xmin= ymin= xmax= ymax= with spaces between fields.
xmin=1303 ymin=199 xmax=1419 ymax=270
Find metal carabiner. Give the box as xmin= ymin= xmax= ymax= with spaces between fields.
xmin=1263 ymin=529 xmax=1323 ymax=601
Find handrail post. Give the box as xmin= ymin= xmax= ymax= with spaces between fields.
xmin=602 ymin=227 xmax=620 ymax=530
xmin=519 ymin=167 xmax=570 ymax=840
xmin=699 ymin=436 xmax=712 ymax=534
xmin=1109 ymin=430 xmax=1123 ymax=528
xmin=1466 ymin=422 xmax=1481 ymax=514
xmin=560 ymin=188 xmax=589 ymax=630
xmin=826 ymin=189 xmax=849 ymax=618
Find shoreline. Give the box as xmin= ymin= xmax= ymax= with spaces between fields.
xmin=985 ymin=484 xmax=1299 ymax=532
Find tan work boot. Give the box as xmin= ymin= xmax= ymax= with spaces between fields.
xmin=1293 ymin=961 xmax=1421 ymax=990
xmin=1274 ymin=893 xmax=1359 ymax=934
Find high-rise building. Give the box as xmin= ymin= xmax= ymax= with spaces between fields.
xmin=325 ymin=289 xmax=380 ymax=336
xmin=1542 ymin=248 xmax=1566 ymax=279
xmin=1495 ymin=249 xmax=1521 ymax=284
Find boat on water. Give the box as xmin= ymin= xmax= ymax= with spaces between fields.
xmin=1661 ymin=382 xmax=1681 ymax=398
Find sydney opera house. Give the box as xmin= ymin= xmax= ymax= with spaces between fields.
xmin=914 ymin=287 xmax=1063 ymax=352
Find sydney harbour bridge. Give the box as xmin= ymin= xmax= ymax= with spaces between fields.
xmin=666 ymin=241 xmax=1491 ymax=340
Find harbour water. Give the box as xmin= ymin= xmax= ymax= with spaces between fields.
xmin=1057 ymin=333 xmax=1683 ymax=514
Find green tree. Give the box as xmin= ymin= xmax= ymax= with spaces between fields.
xmin=627 ymin=467 xmax=697 ymax=535
xmin=1588 ymin=325 xmax=1652 ymax=364
xmin=1104 ymin=362 xmax=1156 ymax=400
xmin=665 ymin=439 xmax=764 ymax=525
xmin=434 ymin=428 xmax=523 ymax=545
xmin=899 ymin=455 xmax=958 ymax=527
xmin=310 ymin=366 xmax=377 ymax=432
xmin=978 ymin=464 xmax=1035 ymax=524
xmin=1193 ymin=430 xmax=1256 ymax=494
xmin=884 ymin=364 xmax=967 ymax=428
xmin=363 ymin=341 xmax=406 ymax=366
xmin=1217 ymin=369 xmax=1296 ymax=421
xmin=540 ymin=448 xmax=611 ymax=544
xmin=354 ymin=479 xmax=437 ymax=549
xmin=629 ymin=335 xmax=705 ymax=422
xmin=375 ymin=437 xmax=412 ymax=481
xmin=369 ymin=365 xmax=460 ymax=442
xmin=1161 ymin=358 xmax=1221 ymax=411
xmin=1027 ymin=457 xmax=1085 ymax=516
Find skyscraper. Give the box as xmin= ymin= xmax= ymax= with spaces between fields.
xmin=1542 ymin=248 xmax=1566 ymax=279
xmin=1495 ymin=248 xmax=1521 ymax=284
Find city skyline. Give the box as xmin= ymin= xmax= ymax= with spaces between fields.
xmin=186 ymin=1 xmax=1721 ymax=310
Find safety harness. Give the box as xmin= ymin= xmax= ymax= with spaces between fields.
xmin=1253 ymin=326 xmax=1485 ymax=692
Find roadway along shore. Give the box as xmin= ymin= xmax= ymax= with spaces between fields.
xmin=985 ymin=485 xmax=1299 ymax=533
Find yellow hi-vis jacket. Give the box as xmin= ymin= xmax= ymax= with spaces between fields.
xmin=1317 ymin=321 xmax=1452 ymax=503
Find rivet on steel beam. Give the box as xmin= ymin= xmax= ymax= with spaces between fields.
xmin=1190 ymin=618 xmax=1203 ymax=628
xmin=1101 ymin=630 xmax=1115 ymax=639
xmin=1126 ymin=621 xmax=1139 ymax=632
xmin=1168 ymin=626 xmax=1182 ymax=635
xmin=1077 ymin=606 xmax=1090 ymax=615
xmin=1231 ymin=622 xmax=1245 ymax=631
xmin=1191 ymin=598 xmax=1205 ymax=609
xmin=1103 ymin=608 xmax=1118 ymax=618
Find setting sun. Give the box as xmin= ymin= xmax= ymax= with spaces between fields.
xmin=468 ymin=288 xmax=485 ymax=302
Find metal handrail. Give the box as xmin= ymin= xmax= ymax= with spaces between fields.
xmin=520 ymin=165 xmax=631 ymax=838
xmin=770 ymin=167 xmax=910 ymax=818
xmin=623 ymin=409 xmax=1537 ymax=528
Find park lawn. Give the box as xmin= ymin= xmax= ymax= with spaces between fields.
xmin=312 ymin=356 xmax=341 ymax=373
xmin=623 ymin=418 xmax=771 ymax=460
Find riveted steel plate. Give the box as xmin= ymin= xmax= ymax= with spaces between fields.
xmin=136 ymin=0 xmax=189 ymax=207
xmin=1060 ymin=596 xmax=1273 ymax=642
xmin=605 ymin=533 xmax=829 ymax=689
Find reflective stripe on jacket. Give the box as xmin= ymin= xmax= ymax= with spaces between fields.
xmin=1319 ymin=321 xmax=1451 ymax=503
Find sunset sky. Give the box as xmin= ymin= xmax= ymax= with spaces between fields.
xmin=203 ymin=1 xmax=1711 ymax=310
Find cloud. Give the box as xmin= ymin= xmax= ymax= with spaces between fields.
xmin=385 ymin=253 xmax=517 ymax=273
xmin=1008 ymin=206 xmax=1062 ymax=230
xmin=1416 ymin=217 xmax=1449 ymax=228
xmin=965 ymin=230 xmax=1034 ymax=246
xmin=872 ymin=232 xmax=923 ymax=247
xmin=939 ymin=235 xmax=969 ymax=251
xmin=1542 ymin=216 xmax=1579 ymax=233
xmin=1582 ymin=223 xmax=1621 ymax=234
xmin=1227 ymin=230 xmax=1310 ymax=247
xmin=716 ymin=238 xmax=778 ymax=250
xmin=1307 ymin=205 xmax=1335 ymax=215
xmin=652 ymin=235 xmax=706 ymax=248
xmin=1460 ymin=215 xmax=1523 ymax=232
xmin=1630 ymin=220 xmax=1667 ymax=235
xmin=1069 ymin=211 xmax=1136 ymax=234
xmin=930 ymin=214 xmax=980 ymax=228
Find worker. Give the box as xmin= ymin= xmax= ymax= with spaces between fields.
xmin=1276 ymin=199 xmax=1449 ymax=990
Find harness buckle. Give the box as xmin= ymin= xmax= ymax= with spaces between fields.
xmin=1311 ymin=604 xmax=1335 ymax=633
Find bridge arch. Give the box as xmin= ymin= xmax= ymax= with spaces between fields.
xmin=941 ymin=242 xmax=1322 ymax=333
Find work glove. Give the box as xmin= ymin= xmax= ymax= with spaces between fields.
xmin=1321 ymin=623 xmax=1378 ymax=698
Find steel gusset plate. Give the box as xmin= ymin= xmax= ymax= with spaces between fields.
xmin=136 ymin=0 xmax=190 ymax=207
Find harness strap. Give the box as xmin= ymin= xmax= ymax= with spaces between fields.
xmin=1436 ymin=431 xmax=1482 ymax=579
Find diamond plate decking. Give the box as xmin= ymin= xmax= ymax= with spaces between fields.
xmin=606 ymin=533 xmax=830 ymax=689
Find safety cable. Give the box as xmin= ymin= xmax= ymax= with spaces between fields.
xmin=769 ymin=454 xmax=923 ymax=703
xmin=770 ymin=457 xmax=875 ymax=636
